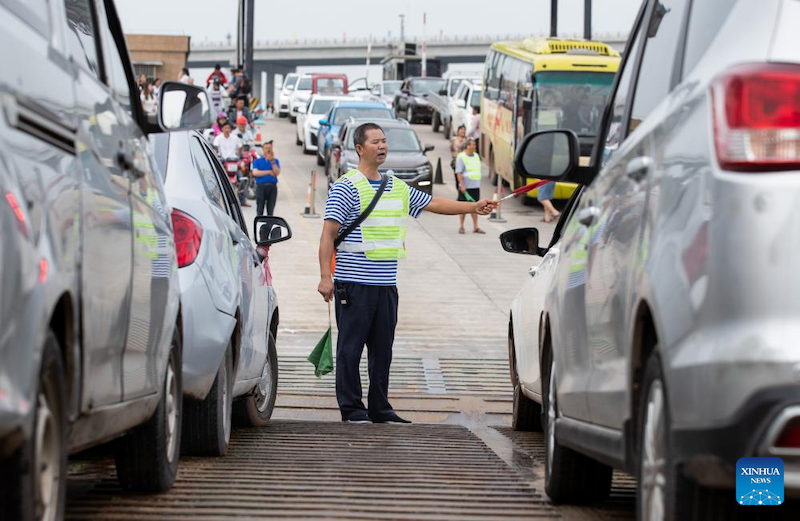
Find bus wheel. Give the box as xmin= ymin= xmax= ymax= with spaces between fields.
xmin=488 ymin=149 xmax=498 ymax=185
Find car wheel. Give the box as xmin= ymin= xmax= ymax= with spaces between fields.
xmin=234 ymin=332 xmax=279 ymax=427
xmin=509 ymin=327 xmax=542 ymax=432
xmin=278 ymin=112 xmax=287 ymax=119
xmin=407 ymin=105 xmax=414 ymax=124
xmin=317 ymin=148 xmax=325 ymax=166
xmin=181 ymin=343 xmax=233 ymax=456
xmin=444 ymin=119 xmax=452 ymax=140
xmin=543 ymin=350 xmax=612 ymax=504
xmin=302 ymin=140 xmax=314 ymax=155
xmin=0 ymin=331 xmax=67 ymax=521
xmin=637 ymin=353 xmax=726 ymax=521
xmin=432 ymin=112 xmax=440 ymax=133
xmin=114 ymin=326 xmax=182 ymax=492
xmin=289 ymin=115 xmax=297 ymax=123
xmin=295 ymin=134 xmax=302 ymax=146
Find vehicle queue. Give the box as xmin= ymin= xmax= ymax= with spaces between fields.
xmin=3 ymin=0 xmax=800 ymax=519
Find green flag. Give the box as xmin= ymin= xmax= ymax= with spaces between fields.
xmin=308 ymin=302 xmax=334 ymax=377
xmin=463 ymin=190 xmax=476 ymax=202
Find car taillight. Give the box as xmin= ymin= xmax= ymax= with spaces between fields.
xmin=775 ymin=417 xmax=800 ymax=449
xmin=171 ymin=209 xmax=202 ymax=268
xmin=712 ymin=63 xmax=800 ymax=172
xmin=335 ymin=148 xmax=341 ymax=163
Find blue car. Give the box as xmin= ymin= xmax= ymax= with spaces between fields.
xmin=316 ymin=101 xmax=395 ymax=166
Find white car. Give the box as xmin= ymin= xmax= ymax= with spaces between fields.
xmin=449 ymin=80 xmax=482 ymax=138
xmin=289 ymin=74 xmax=313 ymax=122
xmin=296 ymin=95 xmax=350 ymax=154
xmin=369 ymin=80 xmax=403 ymax=109
xmin=503 ymin=188 xmax=582 ymax=431
xmin=152 ymin=131 xmax=292 ymax=456
xmin=278 ymin=73 xmax=299 ymax=118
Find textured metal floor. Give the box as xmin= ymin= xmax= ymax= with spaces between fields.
xmin=67 ymin=421 xmax=556 ymax=520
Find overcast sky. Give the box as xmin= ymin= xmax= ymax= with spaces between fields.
xmin=116 ymin=0 xmax=640 ymax=43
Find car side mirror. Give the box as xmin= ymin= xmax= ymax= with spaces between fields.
xmin=499 ymin=228 xmax=546 ymax=256
xmin=424 ymin=144 xmax=435 ymax=152
xmin=455 ymin=99 xmax=466 ymax=109
xmin=254 ymin=216 xmax=292 ymax=246
xmin=319 ymin=118 xmax=329 ymax=126
xmin=156 ymin=82 xmax=214 ymax=133
xmin=515 ymin=130 xmax=579 ymax=180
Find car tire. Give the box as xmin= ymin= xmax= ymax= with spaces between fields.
xmin=636 ymin=352 xmax=729 ymax=521
xmin=0 ymin=331 xmax=67 ymax=521
xmin=510 ymin=328 xmax=542 ymax=432
xmin=181 ymin=343 xmax=233 ymax=457
xmin=289 ymin=116 xmax=297 ymax=123
xmin=444 ymin=119 xmax=452 ymax=140
xmin=543 ymin=350 xmax=612 ymax=504
xmin=407 ymin=106 xmax=414 ymax=124
xmin=432 ymin=112 xmax=441 ymax=133
xmin=279 ymin=112 xmax=287 ymax=119
xmin=295 ymin=135 xmax=302 ymax=146
xmin=114 ymin=326 xmax=182 ymax=492
xmin=302 ymin=141 xmax=314 ymax=155
xmin=316 ymin=149 xmax=325 ymax=166
xmin=234 ymin=332 xmax=278 ymax=427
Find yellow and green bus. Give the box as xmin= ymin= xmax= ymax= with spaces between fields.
xmin=480 ymin=38 xmax=620 ymax=200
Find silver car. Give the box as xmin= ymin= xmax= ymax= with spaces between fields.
xmin=0 ymin=1 xmax=214 ymax=518
xmin=511 ymin=0 xmax=800 ymax=517
xmin=152 ymin=131 xmax=290 ymax=456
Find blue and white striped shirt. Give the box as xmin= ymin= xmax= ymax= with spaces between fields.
xmin=325 ymin=175 xmax=432 ymax=286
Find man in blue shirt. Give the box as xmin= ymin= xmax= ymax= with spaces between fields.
xmin=318 ymin=123 xmax=497 ymax=423
xmin=252 ymin=140 xmax=280 ymax=216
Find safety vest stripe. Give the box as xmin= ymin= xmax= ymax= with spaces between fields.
xmin=361 ymin=217 xmax=407 ymax=227
xmin=338 ymin=239 xmax=405 ymax=253
xmin=375 ymin=199 xmax=404 ymax=211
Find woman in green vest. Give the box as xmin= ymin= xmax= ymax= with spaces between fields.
xmin=455 ymin=138 xmax=484 ymax=234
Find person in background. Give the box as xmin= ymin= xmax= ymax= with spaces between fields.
xmin=140 ymin=81 xmax=157 ymax=117
xmin=235 ymin=116 xmax=255 ymax=149
xmin=467 ymin=106 xmax=480 ymax=150
xmin=227 ymin=96 xmax=253 ymax=128
xmin=212 ymin=112 xmax=228 ymax=137
xmin=265 ymin=101 xmax=275 ymax=118
xmin=455 ymin=138 xmax=484 ymax=234
xmin=449 ymin=124 xmax=467 ymax=175
xmin=137 ymin=74 xmax=147 ymax=92
xmin=209 ymin=78 xmax=227 ymax=114
xmin=252 ymin=140 xmax=281 ymax=216
xmin=179 ymin=67 xmax=190 ymax=84
xmin=153 ymin=77 xmax=162 ymax=98
xmin=537 ymin=180 xmax=560 ymax=223
xmin=206 ymin=63 xmax=228 ymax=88
xmin=212 ymin=121 xmax=242 ymax=160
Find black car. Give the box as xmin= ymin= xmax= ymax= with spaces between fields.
xmin=327 ymin=119 xmax=435 ymax=194
xmin=392 ymin=77 xmax=446 ymax=124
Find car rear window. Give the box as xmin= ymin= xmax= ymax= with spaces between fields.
xmin=410 ymin=79 xmax=445 ymax=94
xmin=297 ymin=77 xmax=312 ymax=90
xmin=316 ymin=78 xmax=346 ymax=94
xmin=334 ymin=108 xmax=393 ymax=125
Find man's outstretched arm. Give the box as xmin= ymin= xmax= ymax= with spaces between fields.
xmin=425 ymin=197 xmax=496 ymax=216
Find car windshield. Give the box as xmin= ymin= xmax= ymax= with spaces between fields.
xmin=383 ymin=81 xmax=402 ymax=95
xmin=470 ymin=89 xmax=482 ymax=108
xmin=316 ymin=78 xmax=346 ymax=94
xmin=284 ymin=75 xmax=299 ymax=90
xmin=534 ymin=71 xmax=615 ymax=137
xmin=311 ymin=100 xmax=335 ymax=115
xmin=297 ymin=77 xmax=312 ymax=90
xmin=449 ymin=79 xmax=463 ymax=96
xmin=347 ymin=127 xmax=421 ymax=152
xmin=410 ymin=79 xmax=445 ymax=94
xmin=333 ymin=107 xmax=393 ymax=125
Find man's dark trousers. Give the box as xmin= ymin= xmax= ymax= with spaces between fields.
xmin=334 ymin=281 xmax=398 ymax=421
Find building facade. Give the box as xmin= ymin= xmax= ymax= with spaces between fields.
xmin=126 ymin=34 xmax=191 ymax=83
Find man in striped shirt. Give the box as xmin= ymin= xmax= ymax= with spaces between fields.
xmin=318 ymin=122 xmax=496 ymax=423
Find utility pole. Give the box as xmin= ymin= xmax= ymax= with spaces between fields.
xmin=399 ymin=14 xmax=405 ymax=42
xmin=244 ymin=0 xmax=254 ymax=79
xmin=421 ymin=12 xmax=427 ymax=77
xmin=584 ymin=0 xmax=592 ymax=40
xmin=550 ymin=0 xmax=558 ymax=38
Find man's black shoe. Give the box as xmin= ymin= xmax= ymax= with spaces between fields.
xmin=343 ymin=414 xmax=372 ymax=424
xmin=370 ymin=413 xmax=412 ymax=424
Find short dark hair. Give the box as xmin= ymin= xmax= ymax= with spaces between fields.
xmin=222 ymin=121 xmax=232 ymax=129
xmin=457 ymin=124 xmax=466 ymax=132
xmin=214 ymin=63 xmax=221 ymax=69
xmin=353 ymin=123 xmax=384 ymax=149
xmin=467 ymin=138 xmax=477 ymax=147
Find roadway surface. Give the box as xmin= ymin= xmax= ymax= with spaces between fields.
xmin=66 ymin=116 xmax=635 ymax=520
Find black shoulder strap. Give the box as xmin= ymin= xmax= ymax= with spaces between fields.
xmin=334 ymin=174 xmax=389 ymax=248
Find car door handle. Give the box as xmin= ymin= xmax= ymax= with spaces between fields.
xmin=577 ymin=206 xmax=600 ymax=227
xmin=626 ymin=156 xmax=652 ymax=182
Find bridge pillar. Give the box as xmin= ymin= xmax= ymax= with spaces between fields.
xmin=253 ymin=62 xmax=297 ymax=109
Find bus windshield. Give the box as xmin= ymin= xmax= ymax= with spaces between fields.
xmin=534 ymin=71 xmax=614 ymax=137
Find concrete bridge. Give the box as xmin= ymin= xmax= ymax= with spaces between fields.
xmin=188 ymin=32 xmax=628 ymax=101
